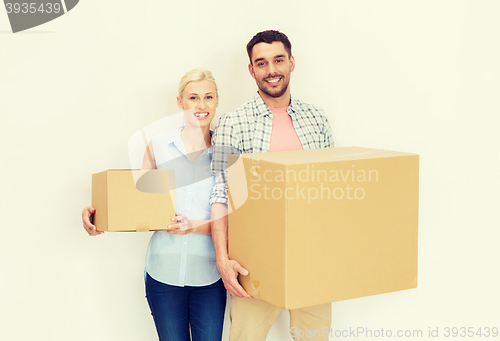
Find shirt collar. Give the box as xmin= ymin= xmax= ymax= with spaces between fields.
xmin=170 ymin=126 xmax=184 ymax=148
xmin=253 ymin=91 xmax=298 ymax=117
xmin=169 ymin=126 xmax=213 ymax=155
xmin=208 ymin=130 xmax=214 ymax=154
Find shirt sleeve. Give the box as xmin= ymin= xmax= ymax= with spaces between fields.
xmin=321 ymin=109 xmax=335 ymax=148
xmin=210 ymin=113 xmax=241 ymax=205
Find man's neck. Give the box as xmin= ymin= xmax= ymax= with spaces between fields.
xmin=258 ymin=90 xmax=291 ymax=108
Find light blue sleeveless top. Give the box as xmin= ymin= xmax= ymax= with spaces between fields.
xmin=144 ymin=126 xmax=220 ymax=286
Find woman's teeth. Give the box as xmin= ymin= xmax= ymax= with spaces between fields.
xmin=195 ymin=112 xmax=208 ymax=118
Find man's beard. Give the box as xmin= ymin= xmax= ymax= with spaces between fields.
xmin=257 ymin=74 xmax=290 ymax=98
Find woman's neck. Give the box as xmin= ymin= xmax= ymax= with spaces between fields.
xmin=181 ymin=124 xmax=211 ymax=152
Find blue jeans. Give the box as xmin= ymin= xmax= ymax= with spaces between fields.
xmin=145 ymin=272 xmax=226 ymax=341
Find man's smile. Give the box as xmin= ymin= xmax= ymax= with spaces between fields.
xmin=265 ymin=76 xmax=283 ymax=85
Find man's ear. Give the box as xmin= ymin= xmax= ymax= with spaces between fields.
xmin=290 ymin=55 xmax=295 ymax=73
xmin=248 ymin=63 xmax=256 ymax=79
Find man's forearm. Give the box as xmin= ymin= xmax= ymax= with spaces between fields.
xmin=191 ymin=220 xmax=211 ymax=235
xmin=211 ymin=203 xmax=229 ymax=262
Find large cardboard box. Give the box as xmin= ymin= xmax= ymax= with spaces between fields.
xmin=92 ymin=169 xmax=175 ymax=232
xmin=228 ymin=147 xmax=419 ymax=310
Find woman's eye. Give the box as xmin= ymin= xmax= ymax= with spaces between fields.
xmin=189 ymin=97 xmax=197 ymax=100
xmin=206 ymin=96 xmax=213 ymax=100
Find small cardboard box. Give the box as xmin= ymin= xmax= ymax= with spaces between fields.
xmin=228 ymin=147 xmax=419 ymax=310
xmin=92 ymin=169 xmax=175 ymax=232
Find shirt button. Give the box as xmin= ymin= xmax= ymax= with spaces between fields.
xmin=182 ymin=260 xmax=185 ymax=262
xmin=187 ymin=208 xmax=190 ymax=210
xmin=184 ymin=242 xmax=187 ymax=245
xmin=188 ymin=192 xmax=191 ymax=195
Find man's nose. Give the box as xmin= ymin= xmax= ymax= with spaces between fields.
xmin=267 ymin=62 xmax=277 ymax=75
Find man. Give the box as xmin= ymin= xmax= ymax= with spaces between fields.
xmin=210 ymin=30 xmax=334 ymax=341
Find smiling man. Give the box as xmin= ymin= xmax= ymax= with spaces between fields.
xmin=210 ymin=30 xmax=334 ymax=340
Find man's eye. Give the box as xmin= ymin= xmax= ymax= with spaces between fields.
xmin=258 ymin=62 xmax=265 ymax=66
xmin=276 ymin=59 xmax=283 ymax=63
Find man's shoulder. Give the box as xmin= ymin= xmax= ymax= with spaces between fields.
xmin=290 ymin=97 xmax=325 ymax=116
xmin=218 ymin=97 xmax=257 ymax=122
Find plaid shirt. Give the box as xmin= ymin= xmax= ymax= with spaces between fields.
xmin=209 ymin=92 xmax=334 ymax=205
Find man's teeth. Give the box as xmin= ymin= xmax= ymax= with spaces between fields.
xmin=195 ymin=112 xmax=208 ymax=117
xmin=267 ymin=78 xmax=280 ymax=83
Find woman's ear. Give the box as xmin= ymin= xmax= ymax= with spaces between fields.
xmin=177 ymin=96 xmax=183 ymax=109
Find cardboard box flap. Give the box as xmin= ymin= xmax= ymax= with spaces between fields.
xmin=235 ymin=147 xmax=417 ymax=165
xmin=92 ymin=171 xmax=108 ymax=231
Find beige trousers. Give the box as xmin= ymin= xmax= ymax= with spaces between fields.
xmin=229 ymin=297 xmax=331 ymax=341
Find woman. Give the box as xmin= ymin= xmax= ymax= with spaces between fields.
xmin=82 ymin=69 xmax=226 ymax=341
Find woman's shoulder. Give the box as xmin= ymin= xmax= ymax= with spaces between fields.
xmin=151 ymin=126 xmax=183 ymax=145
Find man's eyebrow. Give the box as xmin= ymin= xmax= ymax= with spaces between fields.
xmin=253 ymin=54 xmax=287 ymax=63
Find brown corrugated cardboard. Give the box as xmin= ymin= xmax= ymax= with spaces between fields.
xmin=228 ymin=147 xmax=419 ymax=310
xmin=92 ymin=169 xmax=175 ymax=232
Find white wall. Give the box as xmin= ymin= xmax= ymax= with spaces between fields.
xmin=1 ymin=1 xmax=499 ymax=340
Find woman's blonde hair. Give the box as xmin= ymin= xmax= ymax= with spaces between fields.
xmin=178 ymin=68 xmax=218 ymax=99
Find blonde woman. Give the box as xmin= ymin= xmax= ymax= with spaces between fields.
xmin=82 ymin=69 xmax=226 ymax=341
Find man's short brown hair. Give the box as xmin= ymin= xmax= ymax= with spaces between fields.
xmin=246 ymin=30 xmax=292 ymax=64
